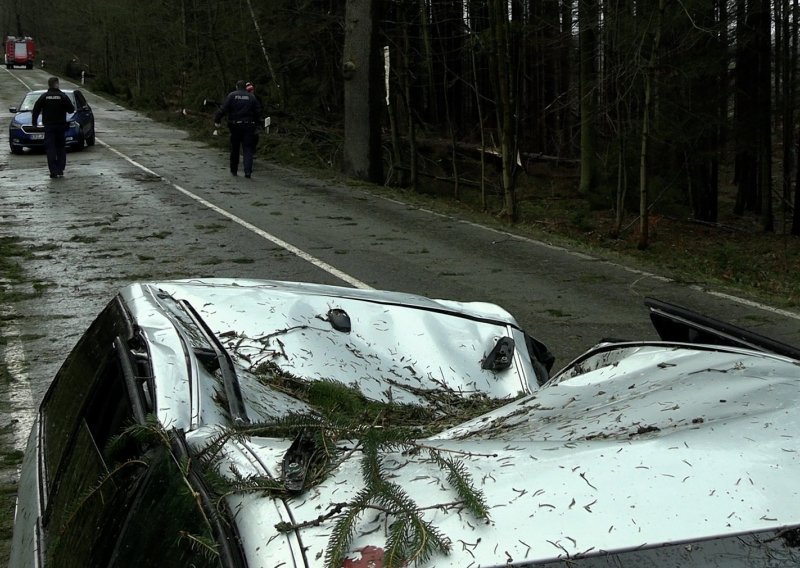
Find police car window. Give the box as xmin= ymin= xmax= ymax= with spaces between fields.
xmin=74 ymin=91 xmax=86 ymax=107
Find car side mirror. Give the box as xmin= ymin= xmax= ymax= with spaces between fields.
xmin=481 ymin=336 xmax=515 ymax=371
xmin=9 ymin=107 xmax=17 ymax=113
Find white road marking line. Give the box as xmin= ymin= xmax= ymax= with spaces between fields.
xmin=379 ymin=196 xmax=800 ymax=321
xmin=97 ymin=140 xmax=373 ymax=291
xmin=91 ymin=122 xmax=799 ymax=323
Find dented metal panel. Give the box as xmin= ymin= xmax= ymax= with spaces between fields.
xmin=149 ymin=279 xmax=537 ymax=415
xmin=217 ymin=343 xmax=800 ymax=566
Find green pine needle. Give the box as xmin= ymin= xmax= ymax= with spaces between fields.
xmin=325 ymin=487 xmax=374 ymax=568
xmin=428 ymin=451 xmax=489 ymax=520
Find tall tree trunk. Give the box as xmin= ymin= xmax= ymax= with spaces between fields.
xmin=756 ymin=0 xmax=773 ymax=231
xmin=342 ymin=0 xmax=384 ymax=183
xmin=418 ymin=0 xmax=438 ymax=124
xmin=686 ymin=0 xmax=722 ymax=222
xmin=444 ymin=69 xmax=460 ymax=200
xmin=402 ymin=19 xmax=419 ymax=190
xmin=638 ymin=0 xmax=665 ymax=250
xmin=612 ymin=136 xmax=627 ymax=238
xmin=540 ymin=0 xmax=560 ymax=156
xmin=638 ymin=68 xmax=653 ymax=250
xmin=608 ymin=0 xmax=627 ymax=238
xmin=781 ymin=0 xmax=795 ymax=228
xmin=489 ymin=0 xmax=517 ymax=221
xmin=558 ymin=0 xmax=573 ymax=158
xmin=734 ymin=0 xmax=760 ymax=215
xmin=244 ymin=0 xmax=282 ymax=106
xmin=431 ymin=1 xmax=465 ymax=135
xmin=792 ymin=0 xmax=800 ymax=234
xmin=386 ymin=47 xmax=405 ymax=187
xmin=579 ymin=0 xmax=599 ymax=195
xmin=470 ymin=45 xmax=488 ymax=210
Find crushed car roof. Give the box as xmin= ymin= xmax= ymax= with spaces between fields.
xmin=124 ymin=279 xmax=542 ymax=432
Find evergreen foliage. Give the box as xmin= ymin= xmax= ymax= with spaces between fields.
xmin=112 ymin=367 xmax=500 ymax=567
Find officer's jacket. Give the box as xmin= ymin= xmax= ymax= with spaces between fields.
xmin=32 ymin=89 xmax=75 ymax=127
xmin=214 ymin=89 xmax=262 ymax=126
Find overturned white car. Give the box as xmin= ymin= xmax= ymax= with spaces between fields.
xmin=10 ymin=280 xmax=800 ymax=567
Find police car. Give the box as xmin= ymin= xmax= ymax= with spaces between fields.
xmin=8 ymin=88 xmax=95 ymax=154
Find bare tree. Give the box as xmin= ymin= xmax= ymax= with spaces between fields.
xmin=244 ymin=0 xmax=281 ymax=105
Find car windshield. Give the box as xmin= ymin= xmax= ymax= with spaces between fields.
xmin=17 ymin=91 xmax=76 ymax=112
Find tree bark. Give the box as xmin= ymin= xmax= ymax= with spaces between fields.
xmin=342 ymin=0 xmax=384 ymax=183
xmin=559 ymin=0 xmax=573 ymax=159
xmin=638 ymin=0 xmax=665 ymax=250
xmin=734 ymin=0 xmax=760 ymax=215
xmin=756 ymin=0 xmax=773 ymax=231
xmin=578 ymin=0 xmax=599 ymax=195
xmin=489 ymin=0 xmax=517 ymax=221
xmin=780 ymin=0 xmax=795 ymax=226
xmin=686 ymin=0 xmax=723 ymax=222
xmin=792 ymin=0 xmax=800 ymax=235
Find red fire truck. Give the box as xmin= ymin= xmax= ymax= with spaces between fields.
xmin=5 ymin=36 xmax=36 ymax=69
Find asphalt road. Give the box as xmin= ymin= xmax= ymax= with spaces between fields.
xmin=2 ymin=67 xmax=800 ymax=453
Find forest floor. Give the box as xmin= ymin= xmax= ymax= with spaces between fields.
xmin=162 ymin=109 xmax=800 ymax=312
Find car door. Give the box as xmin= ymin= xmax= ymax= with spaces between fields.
xmin=9 ymin=297 xmax=143 ymax=567
xmin=11 ymin=294 xmax=231 ymax=567
xmin=72 ymin=90 xmax=93 ymax=140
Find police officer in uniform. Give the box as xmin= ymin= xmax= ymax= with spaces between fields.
xmin=32 ymin=76 xmax=75 ymax=178
xmin=214 ymin=80 xmax=263 ymax=178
